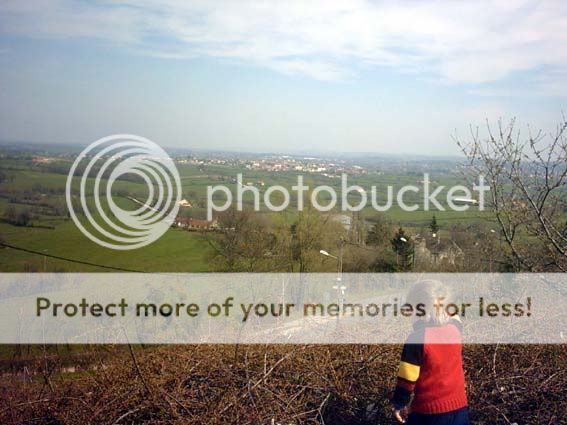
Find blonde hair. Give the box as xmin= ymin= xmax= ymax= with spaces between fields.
xmin=407 ymin=279 xmax=451 ymax=325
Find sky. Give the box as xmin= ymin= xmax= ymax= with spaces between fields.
xmin=0 ymin=0 xmax=566 ymax=156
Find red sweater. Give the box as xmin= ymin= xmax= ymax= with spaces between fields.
xmin=391 ymin=318 xmax=468 ymax=414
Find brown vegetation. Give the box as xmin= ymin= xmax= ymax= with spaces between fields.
xmin=1 ymin=344 xmax=566 ymax=424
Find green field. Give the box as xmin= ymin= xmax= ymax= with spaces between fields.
xmin=0 ymin=220 xmax=211 ymax=272
xmin=0 ymin=155 xmax=494 ymax=272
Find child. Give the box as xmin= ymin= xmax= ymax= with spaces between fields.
xmin=390 ymin=280 xmax=469 ymax=425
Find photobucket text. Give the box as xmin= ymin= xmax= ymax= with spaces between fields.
xmin=206 ymin=174 xmax=489 ymax=220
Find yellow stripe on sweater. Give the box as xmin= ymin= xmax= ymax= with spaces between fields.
xmin=398 ymin=361 xmax=420 ymax=382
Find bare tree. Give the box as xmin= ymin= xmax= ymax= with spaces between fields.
xmin=455 ymin=115 xmax=567 ymax=271
xmin=208 ymin=207 xmax=346 ymax=273
xmin=207 ymin=209 xmax=284 ymax=272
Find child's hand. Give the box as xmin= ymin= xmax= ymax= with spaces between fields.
xmin=392 ymin=407 xmax=406 ymax=424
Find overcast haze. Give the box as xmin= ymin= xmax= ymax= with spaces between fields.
xmin=0 ymin=0 xmax=566 ymax=155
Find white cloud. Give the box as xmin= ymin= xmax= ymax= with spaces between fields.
xmin=2 ymin=0 xmax=567 ymax=88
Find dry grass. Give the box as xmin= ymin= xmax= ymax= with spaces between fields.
xmin=1 ymin=344 xmax=566 ymax=424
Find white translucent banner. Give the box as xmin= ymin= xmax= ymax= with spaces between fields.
xmin=0 ymin=273 xmax=565 ymax=344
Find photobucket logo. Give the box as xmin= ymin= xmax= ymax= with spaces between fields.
xmin=207 ymin=174 xmax=490 ymax=219
xmin=65 ymin=135 xmax=181 ymax=250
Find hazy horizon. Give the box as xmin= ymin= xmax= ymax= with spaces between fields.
xmin=0 ymin=137 xmax=469 ymax=160
xmin=1 ymin=1 xmax=566 ymax=155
